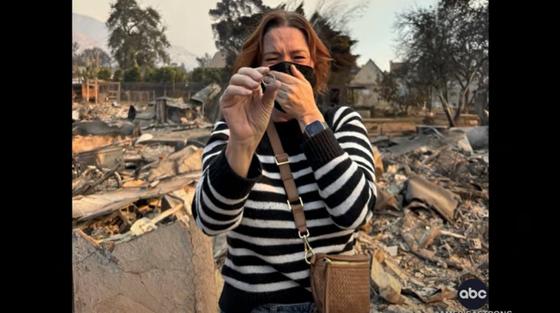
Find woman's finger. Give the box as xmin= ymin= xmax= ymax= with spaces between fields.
xmin=270 ymin=71 xmax=297 ymax=85
xmin=279 ymin=82 xmax=293 ymax=93
xmin=222 ymin=85 xmax=253 ymax=100
xmin=276 ymin=89 xmax=289 ymax=99
xmin=238 ymin=67 xmax=268 ymax=82
xmin=230 ymin=73 xmax=261 ymax=90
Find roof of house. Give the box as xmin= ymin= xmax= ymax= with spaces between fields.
xmin=348 ymin=59 xmax=384 ymax=87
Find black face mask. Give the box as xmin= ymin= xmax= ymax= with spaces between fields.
xmin=264 ymin=61 xmax=316 ymax=113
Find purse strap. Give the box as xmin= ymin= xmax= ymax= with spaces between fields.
xmin=266 ymin=121 xmax=315 ymax=263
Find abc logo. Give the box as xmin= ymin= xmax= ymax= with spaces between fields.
xmin=457 ymin=279 xmax=488 ymax=309
xmin=459 ymin=288 xmax=487 ymax=299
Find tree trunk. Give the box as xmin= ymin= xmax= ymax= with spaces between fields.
xmin=439 ymin=91 xmax=456 ymax=127
xmin=454 ymin=71 xmax=478 ymax=123
xmin=474 ymin=89 xmax=488 ymax=125
xmin=453 ymin=88 xmax=465 ymax=122
xmin=427 ymin=87 xmax=433 ymax=112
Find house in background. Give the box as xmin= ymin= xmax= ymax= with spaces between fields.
xmin=347 ymin=59 xmax=390 ymax=117
xmin=428 ymin=79 xmax=479 ymax=112
xmin=390 ymin=61 xmax=480 ymax=112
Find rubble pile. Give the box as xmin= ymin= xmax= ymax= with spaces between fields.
xmin=211 ymin=126 xmax=489 ymax=313
xmin=73 ymin=101 xmax=131 ymax=122
xmin=358 ymin=127 xmax=489 ymax=312
xmin=72 ymin=93 xmax=489 ymax=312
xmin=72 ymin=100 xmax=218 ymax=313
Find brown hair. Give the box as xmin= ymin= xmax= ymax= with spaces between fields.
xmin=232 ymin=10 xmax=332 ymax=93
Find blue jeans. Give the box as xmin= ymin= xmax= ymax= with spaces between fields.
xmin=221 ymin=302 xmax=316 ymax=313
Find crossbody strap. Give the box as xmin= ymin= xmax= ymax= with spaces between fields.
xmin=266 ymin=121 xmax=315 ymax=262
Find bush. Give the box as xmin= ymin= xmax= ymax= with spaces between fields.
xmin=97 ymin=67 xmax=112 ymax=80
xmin=145 ymin=66 xmax=188 ymax=83
xmin=123 ymin=67 xmax=141 ymax=82
xmin=113 ymin=69 xmax=123 ymax=81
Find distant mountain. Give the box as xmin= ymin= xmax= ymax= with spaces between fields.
xmin=72 ymin=13 xmax=110 ymax=52
xmin=166 ymin=46 xmax=200 ymax=70
xmin=72 ymin=13 xmax=200 ymax=70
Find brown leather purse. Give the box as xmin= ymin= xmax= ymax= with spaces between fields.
xmin=266 ymin=122 xmax=371 ymax=313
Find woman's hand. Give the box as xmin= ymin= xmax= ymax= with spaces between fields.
xmin=220 ymin=66 xmax=281 ymax=176
xmin=272 ymin=64 xmax=325 ymax=131
xmin=221 ymin=66 xmax=281 ymax=148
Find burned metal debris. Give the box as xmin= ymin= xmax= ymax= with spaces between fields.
xmin=210 ymin=123 xmax=489 ymax=313
xmin=73 ymin=89 xmax=488 ymax=312
xmin=72 ymin=91 xmax=219 ymax=312
xmin=361 ymin=126 xmax=488 ymax=313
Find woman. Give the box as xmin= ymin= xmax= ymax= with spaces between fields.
xmin=192 ymin=9 xmax=377 ymax=313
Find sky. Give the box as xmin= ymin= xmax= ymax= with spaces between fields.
xmin=72 ymin=0 xmax=438 ymax=71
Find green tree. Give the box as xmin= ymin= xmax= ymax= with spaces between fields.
xmin=174 ymin=66 xmax=188 ymax=83
xmin=146 ymin=66 xmax=188 ymax=83
xmin=195 ymin=53 xmax=213 ymax=68
xmin=97 ymin=67 xmax=113 ymax=80
xmin=209 ymin=0 xmax=268 ymax=70
xmin=72 ymin=42 xmax=80 ymax=60
xmin=190 ymin=52 xmax=226 ymax=85
xmin=107 ymin=0 xmax=171 ymax=74
xmin=123 ymin=66 xmax=141 ymax=82
xmin=72 ymin=42 xmax=80 ymax=77
xmin=189 ymin=67 xmax=226 ymax=86
xmin=79 ymin=47 xmax=112 ymax=68
xmin=76 ymin=48 xmax=113 ymax=80
xmin=113 ymin=69 xmax=123 ymax=81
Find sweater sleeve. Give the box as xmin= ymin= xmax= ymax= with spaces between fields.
xmin=191 ymin=120 xmax=262 ymax=236
xmin=302 ymin=106 xmax=377 ymax=229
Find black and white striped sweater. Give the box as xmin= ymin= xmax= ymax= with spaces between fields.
xmin=192 ymin=105 xmax=377 ymax=313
